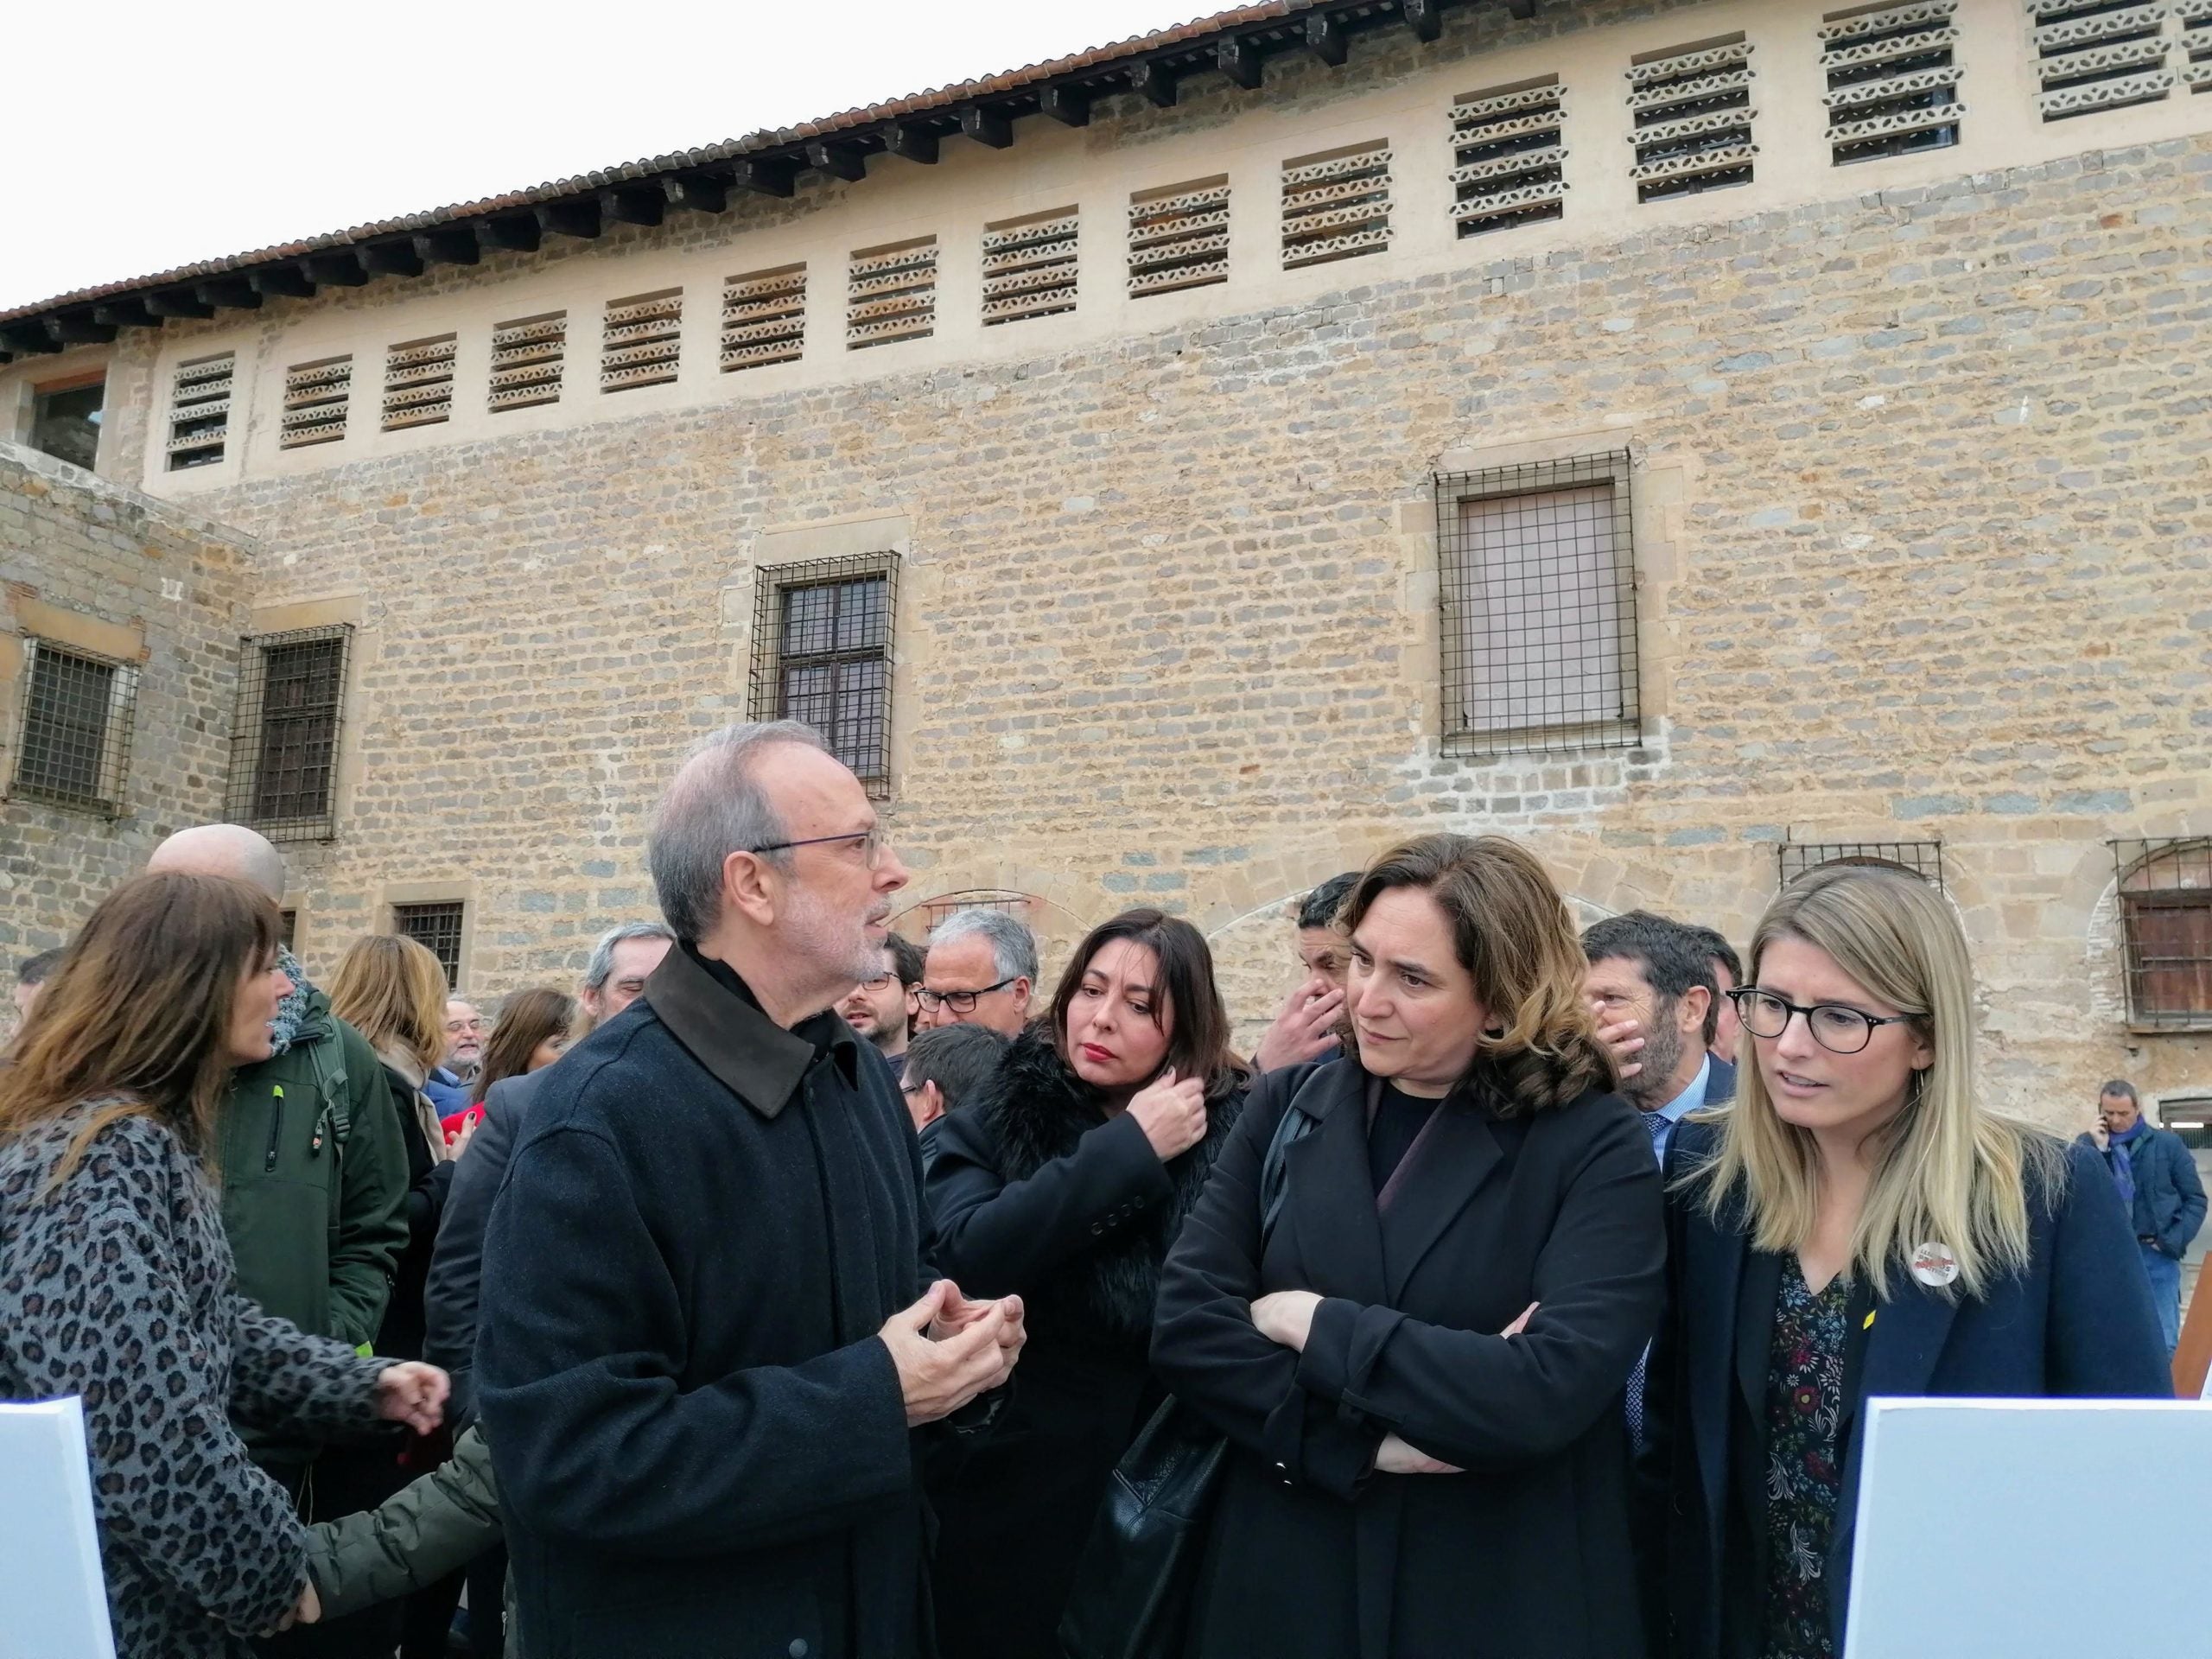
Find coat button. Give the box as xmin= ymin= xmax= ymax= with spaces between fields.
xmin=789 ymin=1643 xmax=809 ymax=1659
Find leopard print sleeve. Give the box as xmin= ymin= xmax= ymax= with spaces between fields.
xmin=227 ymin=1299 xmax=386 ymax=1435
xmin=22 ymin=1196 xmax=309 ymax=1639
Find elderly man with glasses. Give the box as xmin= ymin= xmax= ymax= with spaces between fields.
xmin=919 ymin=908 xmax=1039 ymax=1039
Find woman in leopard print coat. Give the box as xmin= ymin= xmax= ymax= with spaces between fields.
xmin=0 ymin=872 xmax=437 ymax=1657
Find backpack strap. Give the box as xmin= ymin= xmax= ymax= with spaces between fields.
xmin=306 ymin=1030 xmax=353 ymax=1145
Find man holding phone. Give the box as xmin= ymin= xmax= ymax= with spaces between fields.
xmin=2082 ymin=1078 xmax=2206 ymax=1356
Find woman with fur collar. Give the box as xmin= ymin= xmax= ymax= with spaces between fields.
xmin=925 ymin=907 xmax=1250 ymax=1659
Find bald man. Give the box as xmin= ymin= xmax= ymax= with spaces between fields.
xmin=146 ymin=826 xmax=410 ymax=1592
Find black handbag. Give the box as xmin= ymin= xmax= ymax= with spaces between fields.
xmin=1057 ymin=1090 xmax=1322 ymax=1659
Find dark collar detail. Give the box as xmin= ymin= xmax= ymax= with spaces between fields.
xmin=647 ymin=940 xmax=861 ymax=1118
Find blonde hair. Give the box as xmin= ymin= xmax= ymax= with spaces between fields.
xmin=329 ymin=934 xmax=450 ymax=1077
xmin=1694 ymin=866 xmax=2063 ymax=1300
xmin=1344 ymin=833 xmax=1614 ymax=1114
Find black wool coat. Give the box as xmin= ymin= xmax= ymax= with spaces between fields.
xmin=1151 ymin=1056 xmax=1664 ymax=1659
xmin=477 ymin=943 xmax=931 ymax=1659
xmin=925 ymin=1027 xmax=1244 ymax=1659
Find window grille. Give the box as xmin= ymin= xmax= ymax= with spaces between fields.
xmin=1628 ymin=38 xmax=1758 ymax=201
xmin=29 ymin=380 xmax=102 ymax=471
xmin=382 ymin=335 xmax=456 ymax=430
xmin=1433 ymin=453 xmax=1640 ymax=756
xmin=1281 ymin=143 xmax=1393 ymax=270
xmin=722 ymin=266 xmax=808 ymax=370
xmin=2026 ymin=0 xmax=2174 ymax=118
xmin=227 ymin=626 xmax=351 ymax=841
xmin=166 ymin=353 xmax=233 ymax=470
xmin=2112 ymin=838 xmax=2212 ymax=1028
xmin=8 ymin=639 xmax=137 ymax=815
xmin=393 ymin=901 xmax=466 ymax=988
xmin=1820 ymin=1 xmax=1963 ymax=164
xmin=1447 ymin=80 xmax=1567 ymax=238
xmin=1128 ymin=178 xmax=1231 ymax=297
xmin=748 ymin=555 xmax=897 ymax=796
xmin=280 ymin=356 xmax=352 ymax=449
xmin=2185 ymin=2 xmax=2212 ymax=90
xmin=2161 ymin=1096 xmax=2212 ymax=1148
xmin=488 ymin=313 xmax=566 ymax=411
xmin=847 ymin=241 xmax=938 ymax=350
xmin=601 ymin=290 xmax=683 ymax=392
xmin=982 ymin=213 xmax=1079 ymax=326
xmin=1779 ymin=839 xmax=1946 ymax=892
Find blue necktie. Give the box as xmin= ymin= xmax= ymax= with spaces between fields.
xmin=1624 ymin=1111 xmax=1669 ymax=1448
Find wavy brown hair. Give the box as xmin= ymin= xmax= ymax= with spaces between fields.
xmin=1344 ymin=833 xmax=1614 ymax=1115
xmin=329 ymin=934 xmax=450 ymax=1077
xmin=471 ymin=987 xmax=580 ymax=1104
xmin=0 ymin=872 xmax=279 ymax=1189
xmin=1046 ymin=909 xmax=1249 ymax=1103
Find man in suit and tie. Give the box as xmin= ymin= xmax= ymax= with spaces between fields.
xmin=1583 ymin=912 xmax=1738 ymax=1177
xmin=1583 ymin=911 xmax=1738 ymax=1465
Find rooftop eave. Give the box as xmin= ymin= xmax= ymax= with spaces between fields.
xmin=0 ymin=0 xmax=1536 ymax=364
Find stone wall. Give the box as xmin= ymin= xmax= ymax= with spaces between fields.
xmin=57 ymin=126 xmax=2209 ymax=1128
xmin=0 ymin=441 xmax=256 ymax=1018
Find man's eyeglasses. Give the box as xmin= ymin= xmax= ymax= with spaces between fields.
xmin=916 ymin=978 xmax=1017 ymax=1014
xmin=747 ymin=826 xmax=893 ymax=868
xmin=1727 ymin=987 xmax=1913 ymax=1056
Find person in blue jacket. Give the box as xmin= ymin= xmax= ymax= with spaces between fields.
xmin=2078 ymin=1077 xmax=2206 ymax=1356
xmin=1644 ymin=866 xmax=2170 ymax=1659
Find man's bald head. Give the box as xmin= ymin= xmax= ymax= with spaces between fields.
xmin=146 ymin=823 xmax=287 ymax=903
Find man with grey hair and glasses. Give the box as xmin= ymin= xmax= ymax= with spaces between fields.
xmin=422 ymin=918 xmax=676 ymax=1424
xmin=920 ymin=906 xmax=1039 ymax=1038
xmin=479 ymin=721 xmax=1026 ymax=1658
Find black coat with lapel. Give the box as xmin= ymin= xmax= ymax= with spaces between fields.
xmin=1645 ymin=1124 xmax=2171 ymax=1659
xmin=924 ymin=1027 xmax=1243 ymax=1659
xmin=477 ymin=942 xmax=929 ymax=1659
xmin=1152 ymin=1055 xmax=1665 ymax=1659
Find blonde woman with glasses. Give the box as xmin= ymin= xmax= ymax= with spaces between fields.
xmin=1643 ymin=866 xmax=2168 ymax=1659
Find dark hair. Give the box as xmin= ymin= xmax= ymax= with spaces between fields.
xmin=472 ymin=987 xmax=580 ymax=1103
xmin=2100 ymin=1079 xmax=2139 ymax=1105
xmin=1047 ymin=908 xmax=1247 ymax=1102
xmin=901 ymin=1023 xmax=1008 ymax=1116
xmin=886 ymin=931 xmax=925 ymax=989
xmin=16 ymin=948 xmax=64 ymax=988
xmin=1296 ymin=872 xmax=1362 ymax=933
xmin=1581 ymin=911 xmax=1723 ymax=1047
xmin=1345 ymin=834 xmax=1611 ymax=1116
xmin=0 ymin=873 xmax=279 ymax=1187
xmin=1679 ymin=923 xmax=1743 ymax=989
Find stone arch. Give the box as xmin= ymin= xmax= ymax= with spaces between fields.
xmin=890 ymin=877 xmax=1096 ymax=988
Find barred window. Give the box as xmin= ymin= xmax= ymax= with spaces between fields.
xmin=228 ymin=626 xmax=351 ymax=841
xmin=2113 ymin=839 xmax=2212 ymax=1028
xmin=1780 ymin=840 xmax=1946 ymax=892
xmin=1433 ymin=453 xmax=1640 ymax=755
xmin=394 ymin=901 xmax=466 ymax=988
xmin=749 ymin=556 xmax=897 ymax=797
xmin=910 ymin=889 xmax=1035 ymax=933
xmin=278 ymin=908 xmax=299 ymax=951
xmin=9 ymin=639 xmax=137 ymax=815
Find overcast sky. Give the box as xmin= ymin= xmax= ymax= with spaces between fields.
xmin=4 ymin=0 xmax=1212 ymax=311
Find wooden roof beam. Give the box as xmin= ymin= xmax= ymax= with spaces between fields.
xmin=600 ymin=186 xmax=664 ymax=226
xmin=478 ymin=214 xmax=543 ymax=251
xmin=1040 ymin=85 xmax=1091 ymax=126
xmin=92 ymin=298 xmax=162 ymax=329
xmin=1405 ymin=0 xmax=1443 ymax=41
xmin=740 ymin=158 xmax=798 ymax=198
xmin=194 ymin=277 xmax=262 ymax=311
xmin=534 ymin=200 xmax=602 ymax=239
xmin=959 ymin=105 xmax=1014 ymax=149
xmin=806 ymin=141 xmax=868 ymax=182
xmin=249 ymin=265 xmax=316 ymax=299
xmin=50 ymin=314 xmax=116 ymax=346
xmin=359 ymin=241 xmax=425 ymax=277
xmin=414 ymin=228 xmax=480 ymax=267
xmin=303 ymin=251 xmax=371 ymax=287
xmin=886 ymin=124 xmax=940 ymax=164
xmin=143 ymin=289 xmax=214 ymax=320
xmin=1306 ymin=12 xmax=1351 ymax=65
xmin=1217 ymin=36 xmax=1264 ymax=90
xmin=0 ymin=322 xmax=60 ymax=355
xmin=1132 ymin=59 xmax=1179 ymax=107
xmin=662 ymin=175 xmax=728 ymax=214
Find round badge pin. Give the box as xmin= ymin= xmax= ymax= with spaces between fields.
xmin=1909 ymin=1241 xmax=1959 ymax=1287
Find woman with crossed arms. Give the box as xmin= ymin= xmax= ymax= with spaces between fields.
xmin=1153 ymin=834 xmax=1665 ymax=1659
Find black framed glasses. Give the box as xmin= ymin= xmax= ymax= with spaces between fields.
xmin=747 ymin=826 xmax=892 ymax=867
xmin=916 ymin=977 xmax=1016 ymax=1014
xmin=1728 ymin=987 xmax=1913 ymax=1056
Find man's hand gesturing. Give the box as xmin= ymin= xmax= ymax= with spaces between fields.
xmin=881 ymin=1280 xmax=1026 ymax=1426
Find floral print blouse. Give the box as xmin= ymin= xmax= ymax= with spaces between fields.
xmin=1759 ymin=1257 xmax=1851 ymax=1659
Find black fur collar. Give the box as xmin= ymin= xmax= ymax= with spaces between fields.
xmin=976 ymin=1027 xmax=1243 ymax=1348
